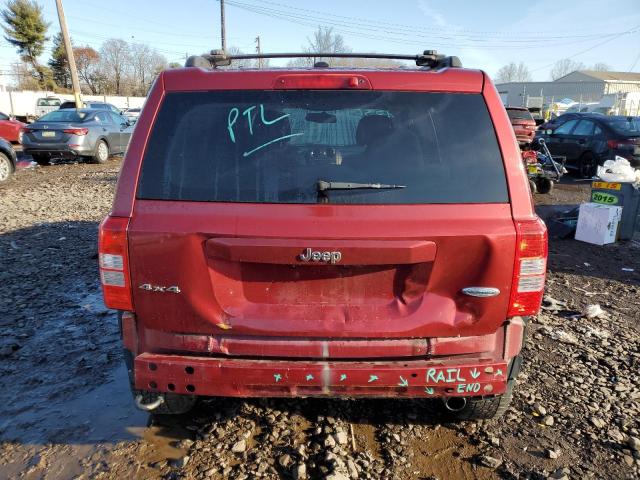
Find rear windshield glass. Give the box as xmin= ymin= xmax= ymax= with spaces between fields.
xmin=37 ymin=98 xmax=60 ymax=106
xmin=506 ymin=108 xmax=533 ymax=121
xmin=602 ymin=117 xmax=640 ymax=135
xmin=137 ymin=91 xmax=508 ymax=204
xmin=38 ymin=110 xmax=88 ymax=122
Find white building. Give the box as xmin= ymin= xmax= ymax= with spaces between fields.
xmin=496 ymin=70 xmax=640 ymax=108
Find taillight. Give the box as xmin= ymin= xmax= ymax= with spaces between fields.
xmin=63 ymin=127 xmax=89 ymax=135
xmin=21 ymin=127 xmax=33 ymax=134
xmin=607 ymin=138 xmax=639 ymax=149
xmin=508 ymin=218 xmax=548 ymax=317
xmin=98 ymin=216 xmax=133 ymax=310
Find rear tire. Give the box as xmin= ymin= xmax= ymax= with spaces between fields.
xmin=441 ymin=380 xmax=514 ymax=421
xmin=91 ymin=140 xmax=109 ymax=164
xmin=32 ymin=154 xmax=50 ymax=166
xmin=528 ymin=179 xmax=537 ymax=194
xmin=0 ymin=152 xmax=14 ymax=183
xmin=578 ymin=152 xmax=597 ymax=179
xmin=535 ymin=177 xmax=554 ymax=194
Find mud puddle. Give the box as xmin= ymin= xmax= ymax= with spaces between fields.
xmin=0 ymin=365 xmax=192 ymax=479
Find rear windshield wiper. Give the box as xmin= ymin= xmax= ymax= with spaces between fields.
xmin=316 ymin=180 xmax=406 ymax=191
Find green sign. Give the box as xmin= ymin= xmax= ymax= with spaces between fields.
xmin=592 ymin=191 xmax=619 ymax=205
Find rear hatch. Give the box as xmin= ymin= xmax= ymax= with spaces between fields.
xmin=25 ymin=110 xmax=90 ymax=144
xmin=129 ymin=85 xmax=516 ymax=339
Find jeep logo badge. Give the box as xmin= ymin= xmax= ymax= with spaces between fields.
xmin=299 ymin=247 xmax=342 ymax=264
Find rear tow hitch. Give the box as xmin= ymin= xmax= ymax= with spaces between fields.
xmin=135 ymin=393 xmax=165 ymax=411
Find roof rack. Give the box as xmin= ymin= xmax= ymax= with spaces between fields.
xmin=185 ymin=50 xmax=462 ymax=69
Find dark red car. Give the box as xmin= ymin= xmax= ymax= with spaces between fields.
xmin=0 ymin=111 xmax=26 ymax=143
xmin=98 ymin=51 xmax=547 ymax=420
xmin=506 ymin=107 xmax=537 ymax=144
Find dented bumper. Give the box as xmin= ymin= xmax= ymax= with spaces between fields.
xmin=134 ymin=354 xmax=509 ymax=398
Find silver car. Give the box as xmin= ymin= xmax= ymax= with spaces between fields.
xmin=22 ymin=108 xmax=132 ymax=165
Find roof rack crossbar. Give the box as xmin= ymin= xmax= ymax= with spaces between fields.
xmin=185 ymin=50 xmax=462 ymax=69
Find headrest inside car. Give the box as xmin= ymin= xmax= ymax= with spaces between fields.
xmin=356 ymin=115 xmax=394 ymax=146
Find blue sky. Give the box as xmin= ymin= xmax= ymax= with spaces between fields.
xmin=0 ymin=0 xmax=638 ymax=83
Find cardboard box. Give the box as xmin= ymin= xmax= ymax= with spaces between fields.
xmin=575 ymin=203 xmax=622 ymax=245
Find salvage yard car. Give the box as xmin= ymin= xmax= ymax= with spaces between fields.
xmin=0 ymin=137 xmax=17 ymax=183
xmin=98 ymin=50 xmax=548 ymax=420
xmin=537 ymin=114 xmax=640 ymax=177
xmin=22 ymin=108 xmax=132 ymax=165
xmin=506 ymin=106 xmax=536 ymax=145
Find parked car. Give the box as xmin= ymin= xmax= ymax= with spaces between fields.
xmin=506 ymin=107 xmax=536 ymax=144
xmin=0 ymin=137 xmax=17 ymax=183
xmin=22 ymin=108 xmax=132 ymax=165
xmin=59 ymin=100 xmax=122 ymax=115
xmin=35 ymin=96 xmax=61 ymax=119
xmin=0 ymin=111 xmax=26 ymax=143
xmin=122 ymin=107 xmax=141 ymax=124
xmin=537 ymin=114 xmax=640 ymax=177
xmin=98 ymin=51 xmax=547 ymax=420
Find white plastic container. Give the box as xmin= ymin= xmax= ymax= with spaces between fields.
xmin=575 ymin=203 xmax=622 ymax=245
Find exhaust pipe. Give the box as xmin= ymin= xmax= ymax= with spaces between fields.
xmin=443 ymin=396 xmax=467 ymax=412
xmin=135 ymin=393 xmax=165 ymax=411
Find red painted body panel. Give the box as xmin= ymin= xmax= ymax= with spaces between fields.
xmin=135 ymin=353 xmax=508 ymax=398
xmin=107 ymin=66 xmax=539 ymax=401
xmin=128 ymin=201 xmax=516 ymax=338
xmin=0 ymin=118 xmax=26 ymax=143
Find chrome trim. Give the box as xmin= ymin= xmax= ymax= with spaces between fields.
xmin=461 ymin=287 xmax=500 ymax=298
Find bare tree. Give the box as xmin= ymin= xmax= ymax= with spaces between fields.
xmin=130 ymin=43 xmax=166 ymax=95
xmin=100 ymin=38 xmax=130 ymax=95
xmin=590 ymin=62 xmax=611 ymax=72
xmin=288 ymin=26 xmax=351 ymax=67
xmin=74 ymin=46 xmax=101 ymax=94
xmin=550 ymin=59 xmax=585 ymax=80
xmin=495 ymin=62 xmax=532 ymax=83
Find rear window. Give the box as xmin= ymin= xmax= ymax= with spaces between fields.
xmin=137 ymin=91 xmax=508 ymax=204
xmin=37 ymin=98 xmax=60 ymax=107
xmin=506 ymin=108 xmax=533 ymax=121
xmin=602 ymin=117 xmax=640 ymax=136
xmin=39 ymin=110 xmax=88 ymax=122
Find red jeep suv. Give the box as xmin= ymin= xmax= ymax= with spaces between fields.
xmin=99 ymin=51 xmax=547 ymax=420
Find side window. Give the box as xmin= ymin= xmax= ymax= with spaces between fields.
xmin=594 ymin=125 xmax=603 ymax=137
xmin=572 ymin=120 xmax=594 ymax=136
xmin=95 ymin=112 xmax=111 ymax=123
xmin=109 ymin=112 xmax=126 ymax=125
xmin=554 ymin=119 xmax=578 ymax=135
xmin=110 ymin=104 xmax=121 ymax=114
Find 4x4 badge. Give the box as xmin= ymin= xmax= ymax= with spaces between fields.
xmin=299 ymin=247 xmax=342 ymax=264
xmin=139 ymin=283 xmax=181 ymax=294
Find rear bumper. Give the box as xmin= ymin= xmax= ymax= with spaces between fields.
xmin=125 ymin=315 xmax=527 ymax=399
xmin=134 ymin=353 xmax=509 ymax=398
xmin=23 ymin=144 xmax=93 ymax=157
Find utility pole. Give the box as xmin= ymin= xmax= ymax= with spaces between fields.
xmin=220 ymin=0 xmax=227 ymax=51
xmin=255 ymin=36 xmax=262 ymax=68
xmin=55 ymin=0 xmax=82 ymax=109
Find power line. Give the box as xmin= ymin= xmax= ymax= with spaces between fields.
xmin=530 ymin=24 xmax=640 ymax=73
xmin=223 ymin=0 xmax=635 ymax=50
xmin=223 ymin=0 xmax=634 ymax=44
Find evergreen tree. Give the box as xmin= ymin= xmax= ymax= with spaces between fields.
xmin=1 ymin=0 xmax=50 ymax=88
xmin=49 ymin=32 xmax=71 ymax=90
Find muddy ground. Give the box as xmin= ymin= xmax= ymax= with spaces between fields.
xmin=0 ymin=159 xmax=639 ymax=480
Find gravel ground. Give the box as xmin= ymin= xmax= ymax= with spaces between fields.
xmin=0 ymin=159 xmax=639 ymax=480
